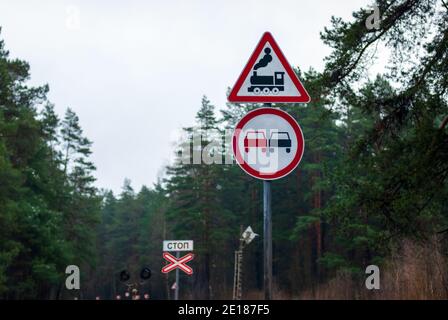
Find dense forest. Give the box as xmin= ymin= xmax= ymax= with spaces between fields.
xmin=1 ymin=0 xmax=448 ymax=299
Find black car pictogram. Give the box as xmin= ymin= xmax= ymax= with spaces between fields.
xmin=269 ymin=132 xmax=291 ymax=153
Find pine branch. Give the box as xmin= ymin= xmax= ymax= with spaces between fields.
xmin=440 ymin=115 xmax=448 ymax=130
xmin=328 ymin=0 xmax=419 ymax=85
xmin=441 ymin=0 xmax=448 ymax=11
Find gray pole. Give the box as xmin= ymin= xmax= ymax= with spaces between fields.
xmin=175 ymin=251 xmax=180 ymax=300
xmin=263 ymin=101 xmax=273 ymax=300
xmin=263 ymin=180 xmax=272 ymax=300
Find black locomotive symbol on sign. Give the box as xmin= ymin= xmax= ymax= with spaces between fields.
xmin=248 ymin=47 xmax=285 ymax=95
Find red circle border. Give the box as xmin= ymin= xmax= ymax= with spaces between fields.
xmin=232 ymin=108 xmax=305 ymax=180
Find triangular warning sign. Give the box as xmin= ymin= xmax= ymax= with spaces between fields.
xmin=228 ymin=32 xmax=311 ymax=104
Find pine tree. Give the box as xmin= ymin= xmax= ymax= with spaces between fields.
xmin=318 ymin=0 xmax=448 ymax=269
xmin=0 ymin=31 xmax=74 ymax=298
xmin=59 ymin=108 xmax=100 ymax=295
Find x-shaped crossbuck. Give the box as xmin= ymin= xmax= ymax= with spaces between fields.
xmin=161 ymin=252 xmax=194 ymax=275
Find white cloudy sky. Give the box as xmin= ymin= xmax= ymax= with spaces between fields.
xmin=0 ymin=0 xmax=372 ymax=193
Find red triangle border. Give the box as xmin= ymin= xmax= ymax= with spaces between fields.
xmin=228 ymin=32 xmax=311 ymax=104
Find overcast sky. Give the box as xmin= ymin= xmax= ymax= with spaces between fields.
xmin=0 ymin=0 xmax=372 ymax=194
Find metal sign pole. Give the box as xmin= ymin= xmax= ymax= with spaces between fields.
xmin=162 ymin=241 xmax=194 ymax=300
xmin=263 ymin=102 xmax=273 ymax=300
xmin=229 ymin=30 xmax=310 ymax=297
xmin=175 ymin=251 xmax=180 ymax=300
xmin=263 ymin=180 xmax=272 ymax=300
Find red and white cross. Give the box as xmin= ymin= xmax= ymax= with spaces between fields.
xmin=161 ymin=252 xmax=194 ymax=275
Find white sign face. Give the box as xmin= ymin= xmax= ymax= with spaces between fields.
xmin=232 ymin=108 xmax=305 ymax=180
xmin=228 ymin=32 xmax=310 ymax=103
xmin=242 ymin=226 xmax=258 ymax=245
xmin=163 ymin=240 xmax=194 ymax=252
xmin=237 ymin=42 xmax=300 ymax=98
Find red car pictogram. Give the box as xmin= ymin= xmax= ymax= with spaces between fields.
xmin=244 ymin=131 xmax=267 ymax=153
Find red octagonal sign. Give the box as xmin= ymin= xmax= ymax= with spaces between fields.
xmin=232 ymin=108 xmax=305 ymax=180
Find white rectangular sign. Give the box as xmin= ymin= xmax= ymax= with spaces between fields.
xmin=163 ymin=240 xmax=194 ymax=252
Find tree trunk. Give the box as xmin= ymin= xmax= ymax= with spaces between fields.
xmin=312 ymin=152 xmax=322 ymax=280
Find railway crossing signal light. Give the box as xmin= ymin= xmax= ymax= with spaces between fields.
xmin=140 ymin=267 xmax=152 ymax=280
xmin=119 ymin=270 xmax=130 ymax=282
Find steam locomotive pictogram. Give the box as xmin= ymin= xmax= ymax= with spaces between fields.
xmin=248 ymin=71 xmax=285 ymax=95
xmin=247 ymin=47 xmax=285 ymax=95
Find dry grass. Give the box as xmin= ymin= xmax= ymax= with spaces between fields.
xmin=200 ymin=239 xmax=448 ymax=300
xmin=379 ymin=239 xmax=448 ymax=299
xmin=244 ymin=284 xmax=293 ymax=300
xmin=298 ymin=239 xmax=448 ymax=300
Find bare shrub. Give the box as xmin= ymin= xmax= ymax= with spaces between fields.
xmin=379 ymin=238 xmax=448 ymax=299
xmin=297 ymin=238 xmax=448 ymax=300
